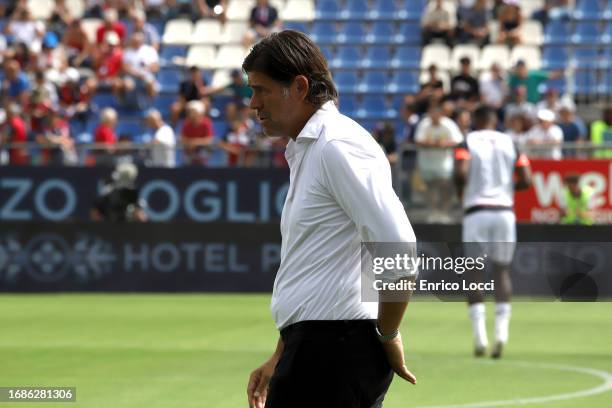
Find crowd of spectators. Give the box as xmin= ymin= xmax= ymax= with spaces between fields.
xmin=0 ymin=0 xmax=285 ymax=167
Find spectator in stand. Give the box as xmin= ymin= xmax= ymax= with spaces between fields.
xmin=459 ymin=0 xmax=490 ymax=46
xmin=84 ymin=0 xmax=104 ymax=18
xmin=171 ymin=65 xmax=208 ymax=124
xmin=372 ymin=122 xmax=398 ymax=164
xmin=400 ymin=95 xmax=420 ymax=143
xmin=143 ymin=0 xmax=168 ymax=21
xmin=144 ymin=108 xmax=176 ymax=168
xmin=31 ymin=70 xmax=59 ymax=110
xmin=8 ymin=41 xmax=33 ymax=72
xmin=416 ymin=64 xmax=445 ymax=115
xmin=557 ymin=105 xmax=584 ymax=157
xmin=590 ymin=106 xmax=612 ymax=158
xmin=533 ymin=0 xmax=571 ymax=26
xmin=479 ymin=63 xmax=508 ymax=114
xmin=48 ymin=0 xmax=74 ymax=36
xmin=57 ymin=67 xmax=91 ymax=127
xmin=167 ymin=0 xmax=228 ymax=22
xmin=497 ymin=0 xmax=522 ymax=46
xmin=1 ymin=103 xmax=28 ymax=165
xmin=5 ymin=5 xmax=45 ymax=53
xmin=451 ymin=57 xmax=480 ymax=109
xmin=526 ymin=109 xmax=563 ymax=159
xmin=249 ymin=0 xmax=282 ymax=38
xmin=62 ymin=19 xmax=94 ymax=68
xmin=117 ymin=31 xmax=160 ymax=101
xmin=536 ymin=87 xmax=576 ymax=116
xmin=36 ymin=32 xmax=66 ymax=75
xmin=414 ymin=104 xmax=464 ymax=222
xmin=509 ymin=60 xmax=563 ymax=104
xmin=91 ymin=31 xmax=124 ymax=94
xmin=181 ymin=100 xmax=214 ymax=165
xmin=421 ymin=0 xmax=456 ymax=46
xmin=506 ymin=113 xmax=530 ymax=147
xmin=221 ymin=102 xmax=257 ymax=167
xmin=130 ymin=9 xmax=160 ymax=51
xmin=205 ymin=69 xmax=252 ymax=101
xmin=37 ymin=110 xmax=77 ymax=165
xmin=455 ymin=109 xmax=472 ymax=137
xmin=94 ymin=107 xmax=119 ymax=164
xmin=95 ymin=8 xmax=126 ymax=45
xmin=2 ymin=59 xmax=31 ymax=109
xmin=505 ymin=85 xmax=536 ymax=127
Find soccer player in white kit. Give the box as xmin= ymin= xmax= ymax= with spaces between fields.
xmin=453 ymin=106 xmax=532 ymax=358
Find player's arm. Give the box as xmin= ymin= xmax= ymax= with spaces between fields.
xmin=453 ymin=142 xmax=470 ymax=199
xmin=514 ymin=148 xmax=532 ymax=191
xmin=247 ymin=336 xmax=284 ymax=408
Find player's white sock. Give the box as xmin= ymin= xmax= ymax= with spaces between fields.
xmin=468 ymin=303 xmax=488 ymax=348
xmin=495 ymin=302 xmax=512 ymax=345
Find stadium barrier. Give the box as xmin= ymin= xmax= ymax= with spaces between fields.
xmin=1 ymin=222 xmax=611 ymax=297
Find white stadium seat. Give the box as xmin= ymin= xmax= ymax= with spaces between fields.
xmin=450 ymin=45 xmax=481 ymax=73
xmin=191 ymin=20 xmax=224 ymax=44
xmin=66 ymin=0 xmax=85 ymax=19
xmin=224 ymin=21 xmax=249 ymax=44
xmin=478 ymin=45 xmax=511 ymax=71
xmin=212 ymin=45 xmax=249 ymax=69
xmin=421 ymin=44 xmax=451 ymax=71
xmin=226 ymin=0 xmax=252 ymax=20
xmin=282 ymin=0 xmax=315 ymax=21
xmin=211 ymin=70 xmax=232 ymax=88
xmin=185 ymin=45 xmax=216 ymax=69
xmin=163 ymin=19 xmax=194 ymax=45
xmin=521 ymin=20 xmax=544 ymax=46
xmin=28 ymin=0 xmax=54 ymax=19
xmin=510 ymin=45 xmax=542 ymax=70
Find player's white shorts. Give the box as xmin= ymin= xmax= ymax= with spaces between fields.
xmin=462 ymin=210 xmax=516 ymax=265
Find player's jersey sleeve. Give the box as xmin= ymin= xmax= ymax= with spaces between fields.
xmin=454 ymin=141 xmax=471 ymax=161
xmin=513 ymin=142 xmax=530 ymax=168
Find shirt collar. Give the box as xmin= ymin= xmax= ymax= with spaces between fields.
xmin=295 ymin=100 xmax=338 ymax=142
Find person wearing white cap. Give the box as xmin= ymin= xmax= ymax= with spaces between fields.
xmin=526 ymin=109 xmax=564 ymax=159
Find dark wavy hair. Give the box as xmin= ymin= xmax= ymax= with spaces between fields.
xmin=242 ymin=30 xmax=338 ymax=107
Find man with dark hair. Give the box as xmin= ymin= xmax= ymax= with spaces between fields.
xmin=243 ymin=30 xmax=417 ymax=408
xmin=454 ymin=106 xmax=532 ymax=359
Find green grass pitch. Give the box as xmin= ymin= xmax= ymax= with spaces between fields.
xmin=0 ymin=294 xmax=611 ymax=408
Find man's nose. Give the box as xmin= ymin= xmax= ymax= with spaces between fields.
xmin=249 ymin=95 xmax=261 ymax=110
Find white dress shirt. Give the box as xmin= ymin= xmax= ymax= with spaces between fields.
xmin=271 ymin=101 xmax=416 ymax=330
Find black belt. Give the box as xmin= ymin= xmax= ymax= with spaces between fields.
xmin=280 ymin=319 xmax=376 ymax=342
xmin=464 ymin=205 xmax=513 ymax=215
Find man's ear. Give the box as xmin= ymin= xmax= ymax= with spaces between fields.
xmin=292 ymin=75 xmax=309 ymax=101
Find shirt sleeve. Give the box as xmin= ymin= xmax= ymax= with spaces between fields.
xmin=320 ymin=139 xmax=416 ymax=244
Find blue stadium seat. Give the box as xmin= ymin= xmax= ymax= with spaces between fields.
xmin=160 ymin=45 xmax=187 ymax=67
xmin=337 ymin=22 xmax=366 ymax=44
xmin=334 ymin=71 xmax=359 ymax=93
xmin=312 ymin=22 xmax=337 ymax=44
xmin=574 ymin=69 xmax=599 ymax=95
xmin=284 ymin=21 xmax=308 ymax=33
xmin=395 ymin=23 xmax=421 ymax=45
xmin=605 ymin=1 xmax=612 ymax=20
xmin=342 ymin=0 xmax=369 ymax=20
xmin=602 ymin=68 xmax=612 ymax=94
xmin=573 ymin=0 xmax=604 ymax=20
xmin=572 ymin=22 xmax=600 ymax=45
xmin=572 ymin=47 xmax=600 ymax=69
xmin=158 ymin=68 xmax=182 ymax=93
xmin=356 ymin=95 xmax=390 ymax=119
xmin=545 ymin=77 xmax=567 ymax=94
xmin=367 ymin=22 xmax=396 ymax=44
xmin=601 ymin=47 xmax=612 ymax=68
xmin=92 ymin=93 xmax=117 ymax=111
xmin=369 ymin=0 xmax=398 ymax=20
xmin=338 ymin=95 xmax=359 ymax=116
xmin=315 ymin=0 xmax=340 ymax=20
xmin=153 ymin=94 xmax=176 ymax=119
xmin=359 ymin=71 xmax=388 ymax=93
xmin=362 ymin=46 xmax=392 ymax=69
xmin=601 ymin=23 xmax=612 ymax=43
xmin=116 ymin=120 xmax=144 ymax=141
xmin=542 ymin=46 xmax=568 ymax=70
xmin=391 ymin=46 xmax=421 ymax=69
xmin=387 ymin=71 xmax=419 ymax=94
xmin=543 ymin=21 xmax=570 ymax=45
xmin=212 ymin=120 xmax=228 ymax=137
xmin=397 ymin=0 xmax=427 ymax=20
xmin=319 ymin=46 xmax=335 ymax=62
xmin=331 ymin=46 xmax=362 ymax=69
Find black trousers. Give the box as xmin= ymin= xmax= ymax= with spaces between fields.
xmin=265 ymin=320 xmax=394 ymax=408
